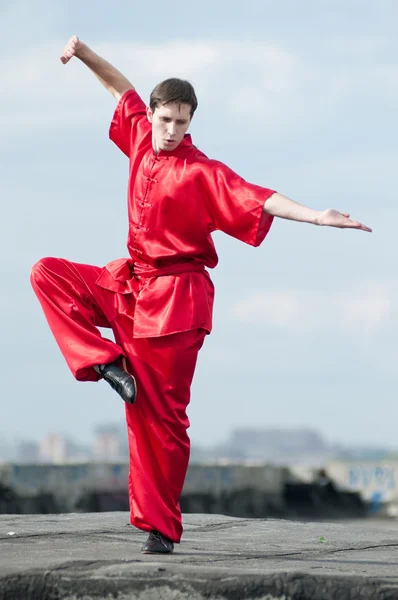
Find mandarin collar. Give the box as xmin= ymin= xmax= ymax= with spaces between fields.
xmin=152 ymin=134 xmax=193 ymax=159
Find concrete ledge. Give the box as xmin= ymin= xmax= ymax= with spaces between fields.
xmin=0 ymin=462 xmax=369 ymax=522
xmin=2 ymin=513 xmax=398 ymax=599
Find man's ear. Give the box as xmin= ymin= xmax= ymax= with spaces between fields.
xmin=146 ymin=106 xmax=153 ymax=123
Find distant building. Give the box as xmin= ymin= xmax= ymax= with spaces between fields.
xmin=210 ymin=427 xmax=331 ymax=465
xmin=92 ymin=424 xmax=128 ymax=461
xmin=38 ymin=433 xmax=89 ymax=463
xmin=93 ymin=431 xmax=121 ymax=460
xmin=39 ymin=433 xmax=69 ymax=463
xmin=16 ymin=441 xmax=39 ymax=463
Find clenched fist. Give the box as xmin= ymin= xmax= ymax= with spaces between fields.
xmin=60 ymin=35 xmax=84 ymax=64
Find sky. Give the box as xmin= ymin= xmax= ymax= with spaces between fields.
xmin=0 ymin=0 xmax=397 ymax=452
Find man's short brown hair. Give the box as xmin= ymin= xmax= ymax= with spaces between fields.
xmin=150 ymin=78 xmax=198 ymax=117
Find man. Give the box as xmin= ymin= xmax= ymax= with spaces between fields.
xmin=31 ymin=35 xmax=371 ymax=555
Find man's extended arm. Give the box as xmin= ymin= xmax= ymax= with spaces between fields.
xmin=60 ymin=36 xmax=134 ymax=101
xmin=263 ymin=192 xmax=372 ymax=232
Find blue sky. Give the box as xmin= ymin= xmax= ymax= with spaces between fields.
xmin=1 ymin=0 xmax=397 ymax=451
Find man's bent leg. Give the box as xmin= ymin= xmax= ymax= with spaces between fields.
xmin=30 ymin=257 xmax=124 ymax=381
xmin=122 ymin=329 xmax=206 ymax=544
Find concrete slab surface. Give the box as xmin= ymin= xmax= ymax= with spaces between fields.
xmin=1 ymin=512 xmax=398 ymax=599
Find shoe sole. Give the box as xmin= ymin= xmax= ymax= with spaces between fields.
xmin=122 ymin=358 xmax=137 ymax=404
xmin=141 ymin=549 xmax=174 ymax=554
xmin=124 ymin=375 xmax=137 ymax=404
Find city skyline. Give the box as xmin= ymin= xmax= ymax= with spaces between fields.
xmin=1 ymin=423 xmax=395 ymax=466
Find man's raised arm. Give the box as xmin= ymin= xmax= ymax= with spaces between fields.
xmin=60 ymin=36 xmax=134 ymax=101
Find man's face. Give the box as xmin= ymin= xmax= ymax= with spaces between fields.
xmin=147 ymin=102 xmax=192 ymax=153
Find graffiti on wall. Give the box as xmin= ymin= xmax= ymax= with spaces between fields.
xmin=348 ymin=466 xmax=396 ymax=490
xmin=347 ymin=465 xmax=396 ymax=512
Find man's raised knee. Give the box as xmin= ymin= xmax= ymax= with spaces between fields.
xmin=30 ymin=257 xmax=60 ymax=288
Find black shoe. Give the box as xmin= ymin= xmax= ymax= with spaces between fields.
xmin=98 ymin=362 xmax=137 ymax=404
xmin=141 ymin=531 xmax=174 ymax=554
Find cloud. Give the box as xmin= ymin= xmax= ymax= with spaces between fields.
xmin=341 ymin=282 xmax=393 ymax=332
xmin=231 ymin=280 xmax=397 ymax=336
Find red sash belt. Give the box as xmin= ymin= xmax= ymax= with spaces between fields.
xmin=96 ymin=258 xmax=206 ymax=293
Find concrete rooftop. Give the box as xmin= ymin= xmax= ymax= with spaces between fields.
xmin=2 ymin=512 xmax=398 ymax=599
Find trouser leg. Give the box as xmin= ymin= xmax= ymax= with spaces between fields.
xmin=121 ymin=328 xmax=206 ymax=543
xmin=30 ymin=257 xmax=124 ymax=381
xmin=32 ymin=256 xmax=206 ymax=541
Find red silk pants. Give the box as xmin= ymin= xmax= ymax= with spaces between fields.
xmin=30 ymin=257 xmax=206 ymax=542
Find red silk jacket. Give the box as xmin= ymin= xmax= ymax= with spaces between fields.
xmin=96 ymin=90 xmax=275 ymax=338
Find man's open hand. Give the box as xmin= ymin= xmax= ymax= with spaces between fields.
xmin=60 ymin=35 xmax=82 ymax=64
xmin=317 ymin=209 xmax=372 ymax=232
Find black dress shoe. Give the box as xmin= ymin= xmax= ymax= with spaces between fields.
xmin=98 ymin=362 xmax=137 ymax=404
xmin=141 ymin=531 xmax=174 ymax=554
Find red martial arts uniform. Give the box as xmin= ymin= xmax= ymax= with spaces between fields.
xmin=31 ymin=90 xmax=275 ymax=543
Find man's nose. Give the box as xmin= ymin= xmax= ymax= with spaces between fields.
xmin=167 ymin=122 xmax=176 ymax=136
